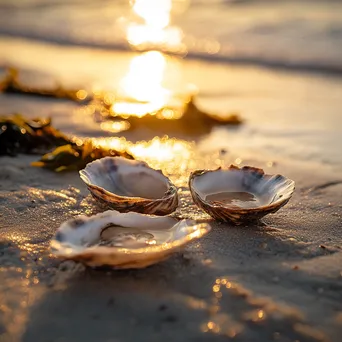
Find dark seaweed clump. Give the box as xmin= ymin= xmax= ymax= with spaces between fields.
xmin=32 ymin=141 xmax=134 ymax=172
xmin=0 ymin=114 xmax=133 ymax=172
xmin=0 ymin=114 xmax=70 ymax=156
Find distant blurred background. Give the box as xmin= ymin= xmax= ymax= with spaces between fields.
xmin=1 ymin=0 xmax=342 ymax=71
xmin=0 ymin=0 xmax=341 ymax=168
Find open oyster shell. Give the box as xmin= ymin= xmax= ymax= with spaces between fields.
xmin=50 ymin=211 xmax=211 ymax=268
xmin=189 ymin=165 xmax=295 ymax=225
xmin=79 ymin=157 xmax=178 ymax=215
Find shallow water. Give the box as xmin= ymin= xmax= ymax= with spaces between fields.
xmin=0 ymin=0 xmax=341 ymax=172
xmin=0 ymin=0 xmax=342 ymax=72
xmin=1 ymin=39 xmax=341 ymax=172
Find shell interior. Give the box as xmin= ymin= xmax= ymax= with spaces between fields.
xmin=80 ymin=157 xmax=169 ymax=200
xmin=51 ymin=211 xmax=211 ymax=268
xmin=192 ymin=168 xmax=294 ymax=210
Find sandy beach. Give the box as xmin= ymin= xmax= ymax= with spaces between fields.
xmin=1 ymin=1 xmax=342 ymax=340
xmin=1 ymin=143 xmax=342 ymax=341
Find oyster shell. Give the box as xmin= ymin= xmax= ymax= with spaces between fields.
xmin=79 ymin=157 xmax=178 ymax=215
xmin=189 ymin=165 xmax=295 ymax=225
xmin=50 ymin=211 xmax=211 ymax=268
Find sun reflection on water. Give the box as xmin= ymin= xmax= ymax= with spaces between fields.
xmin=126 ymin=0 xmax=186 ymax=52
xmin=94 ymin=136 xmax=193 ymax=166
xmin=130 ymin=136 xmax=192 ymax=162
xmin=105 ymin=49 xmax=192 ymax=121
xmin=133 ymin=0 xmax=172 ymax=29
xmin=100 ymin=120 xmax=131 ymax=133
xmin=112 ymin=51 xmax=171 ymax=117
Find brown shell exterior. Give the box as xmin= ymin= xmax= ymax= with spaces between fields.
xmin=189 ymin=165 xmax=294 ymax=225
xmin=80 ymin=157 xmax=179 ymax=216
xmin=88 ymin=183 xmax=178 ymax=216
xmin=67 ymin=249 xmax=173 ymax=269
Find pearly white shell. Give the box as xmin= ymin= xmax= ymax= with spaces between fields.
xmin=189 ymin=165 xmax=295 ymax=225
xmin=51 ymin=210 xmax=211 ymax=268
xmin=80 ymin=157 xmax=178 ymax=215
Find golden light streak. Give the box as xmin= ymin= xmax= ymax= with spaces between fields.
xmin=133 ymin=0 xmax=171 ymax=29
xmin=100 ymin=121 xmax=131 ymax=133
xmin=126 ymin=0 xmax=185 ymax=52
xmin=94 ymin=136 xmax=193 ymax=164
xmin=112 ymin=51 xmax=170 ymax=118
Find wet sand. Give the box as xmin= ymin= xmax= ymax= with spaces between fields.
xmin=1 ymin=38 xmax=342 ymax=341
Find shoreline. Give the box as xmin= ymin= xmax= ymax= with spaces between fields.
xmin=1 ymin=38 xmax=342 ymax=170
xmin=2 ymin=35 xmax=342 ymax=77
xmin=0 ymin=37 xmax=342 ymax=341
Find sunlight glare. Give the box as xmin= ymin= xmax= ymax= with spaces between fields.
xmin=127 ymin=0 xmax=185 ymax=51
xmin=130 ymin=136 xmax=192 ymax=162
xmin=112 ymin=51 xmax=170 ymax=117
xmin=133 ymin=0 xmax=171 ymax=29
xmin=94 ymin=136 xmax=192 ymax=164
xmin=100 ymin=121 xmax=131 ymax=133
